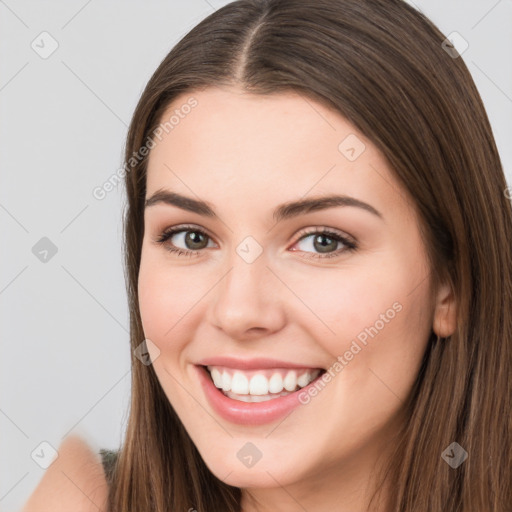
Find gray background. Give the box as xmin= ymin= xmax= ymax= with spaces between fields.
xmin=1 ymin=1 xmax=511 ymax=510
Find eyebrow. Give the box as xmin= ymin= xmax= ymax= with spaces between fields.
xmin=144 ymin=189 xmax=383 ymax=222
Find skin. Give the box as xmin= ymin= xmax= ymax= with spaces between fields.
xmin=138 ymin=85 xmax=456 ymax=512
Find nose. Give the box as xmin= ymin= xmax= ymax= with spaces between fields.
xmin=207 ymin=249 xmax=287 ymax=341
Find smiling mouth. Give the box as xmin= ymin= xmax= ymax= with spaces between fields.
xmin=203 ymin=365 xmax=326 ymax=403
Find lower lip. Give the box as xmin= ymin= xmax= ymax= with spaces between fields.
xmin=195 ymin=365 xmax=323 ymax=426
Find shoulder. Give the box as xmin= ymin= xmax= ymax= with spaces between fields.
xmin=21 ymin=435 xmax=109 ymax=512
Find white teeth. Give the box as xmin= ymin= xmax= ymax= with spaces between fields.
xmin=231 ymin=372 xmax=249 ymax=394
xmin=210 ymin=368 xmax=223 ymax=388
xmin=221 ymin=371 xmax=232 ymax=392
xmin=268 ymin=373 xmax=283 ymax=394
xmin=283 ymin=370 xmax=297 ymax=391
xmin=207 ymin=366 xmax=322 ymax=398
xmin=297 ymin=371 xmax=310 ymax=388
xmin=224 ymin=389 xmax=293 ymax=402
xmin=249 ymin=374 xmax=269 ymax=395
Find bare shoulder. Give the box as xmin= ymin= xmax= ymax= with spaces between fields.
xmin=21 ymin=435 xmax=109 ymax=512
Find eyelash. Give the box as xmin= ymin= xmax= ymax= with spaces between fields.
xmin=154 ymin=224 xmax=357 ymax=260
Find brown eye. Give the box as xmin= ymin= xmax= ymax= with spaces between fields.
xmin=292 ymin=228 xmax=357 ymax=259
xmin=156 ymin=225 xmax=215 ymax=256
xmin=181 ymin=230 xmax=209 ymax=250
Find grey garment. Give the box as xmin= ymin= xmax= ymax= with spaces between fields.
xmin=99 ymin=448 xmax=118 ymax=486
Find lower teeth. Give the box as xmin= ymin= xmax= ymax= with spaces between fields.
xmin=223 ymin=389 xmax=295 ymax=402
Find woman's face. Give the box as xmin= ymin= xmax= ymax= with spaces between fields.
xmin=138 ymin=86 xmax=446 ymax=505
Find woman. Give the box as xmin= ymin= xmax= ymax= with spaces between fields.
xmin=24 ymin=0 xmax=512 ymax=510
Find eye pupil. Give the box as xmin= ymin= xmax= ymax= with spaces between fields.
xmin=186 ymin=231 xmax=208 ymax=250
xmin=314 ymin=234 xmax=337 ymax=253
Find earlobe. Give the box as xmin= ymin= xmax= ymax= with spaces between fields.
xmin=432 ymin=282 xmax=457 ymax=337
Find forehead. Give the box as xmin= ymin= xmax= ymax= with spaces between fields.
xmin=148 ymin=86 xmax=356 ymax=173
xmin=145 ymin=86 xmax=409 ymax=221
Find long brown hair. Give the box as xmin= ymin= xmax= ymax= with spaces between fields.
xmin=107 ymin=0 xmax=512 ymax=510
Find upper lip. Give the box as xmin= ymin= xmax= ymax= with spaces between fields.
xmin=196 ymin=356 xmax=324 ymax=371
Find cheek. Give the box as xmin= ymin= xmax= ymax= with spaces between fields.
xmin=282 ymin=258 xmax=404 ymax=337
xmin=137 ymin=252 xmax=193 ymax=353
xmin=284 ymin=251 xmax=432 ymax=384
xmin=137 ymin=249 xmax=220 ymax=369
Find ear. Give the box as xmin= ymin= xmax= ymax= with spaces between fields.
xmin=432 ymin=281 xmax=457 ymax=337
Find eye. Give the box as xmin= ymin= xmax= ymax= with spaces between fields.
xmin=290 ymin=227 xmax=357 ymax=259
xmin=154 ymin=225 xmax=358 ymax=259
xmin=155 ymin=224 xmax=215 ymax=257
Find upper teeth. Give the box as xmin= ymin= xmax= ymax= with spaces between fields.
xmin=207 ymin=366 xmax=322 ymax=395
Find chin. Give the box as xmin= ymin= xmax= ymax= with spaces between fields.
xmin=191 ymin=436 xmax=310 ymax=489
